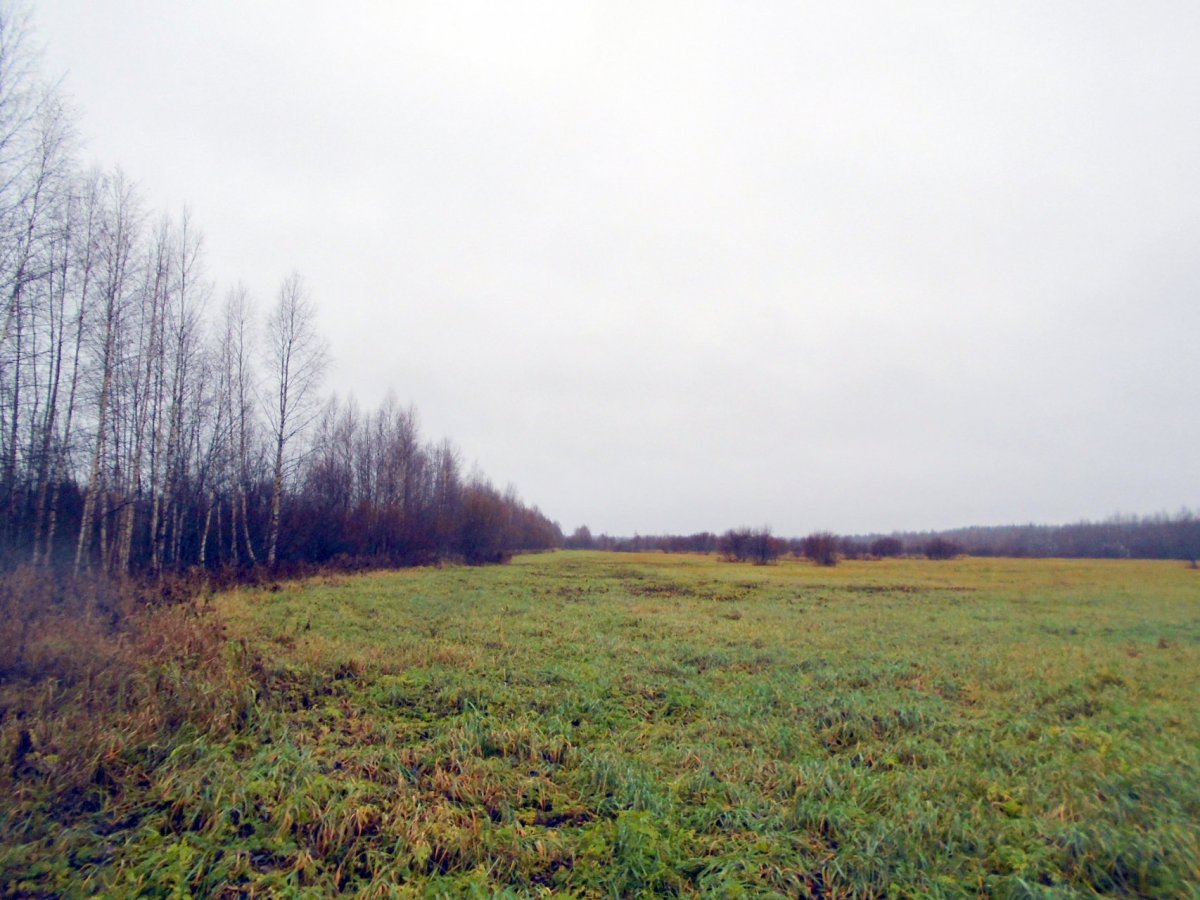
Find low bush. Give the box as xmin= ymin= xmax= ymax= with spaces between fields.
xmin=924 ymin=537 xmax=963 ymax=560
xmin=801 ymin=531 xmax=840 ymax=566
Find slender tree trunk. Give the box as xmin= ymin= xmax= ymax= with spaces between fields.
xmin=267 ymin=433 xmax=284 ymax=567
xmin=227 ymin=490 xmax=238 ymax=566
xmin=171 ymin=503 xmax=184 ymax=567
xmin=199 ymin=491 xmax=214 ymax=566
xmin=116 ymin=469 xmax=138 ymax=572
xmin=97 ymin=483 xmax=111 ymax=571
xmin=75 ymin=323 xmax=114 ymax=574
xmin=240 ymin=490 xmax=256 ymax=564
xmin=31 ymin=256 xmax=67 ymax=563
xmin=4 ymin=285 xmax=22 ymax=542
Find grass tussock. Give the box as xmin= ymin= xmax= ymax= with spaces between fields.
xmin=2 ymin=552 xmax=1199 ymax=896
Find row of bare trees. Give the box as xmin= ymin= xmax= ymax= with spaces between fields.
xmin=286 ymin=396 xmax=561 ymax=566
xmin=0 ymin=6 xmax=560 ymax=575
xmin=568 ymin=513 xmax=1200 ymax=565
xmin=858 ymin=512 xmax=1200 ymax=563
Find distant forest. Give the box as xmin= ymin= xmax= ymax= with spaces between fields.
xmin=565 ymin=510 xmax=1200 ymax=564
xmin=0 ymin=9 xmax=559 ymax=576
xmin=858 ymin=511 xmax=1200 ymax=563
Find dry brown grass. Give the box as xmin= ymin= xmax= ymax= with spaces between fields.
xmin=0 ymin=566 xmax=257 ymax=830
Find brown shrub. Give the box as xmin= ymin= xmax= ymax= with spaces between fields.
xmin=801 ymin=532 xmax=840 ymax=567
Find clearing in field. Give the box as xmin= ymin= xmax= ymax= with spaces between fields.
xmin=4 ymin=552 xmax=1199 ymax=895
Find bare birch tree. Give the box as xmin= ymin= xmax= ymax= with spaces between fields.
xmin=220 ymin=284 xmax=259 ymax=565
xmin=263 ymin=272 xmax=327 ymax=567
xmin=74 ymin=170 xmax=140 ymax=574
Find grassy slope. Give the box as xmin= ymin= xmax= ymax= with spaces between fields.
xmin=3 ymin=552 xmax=1198 ymax=896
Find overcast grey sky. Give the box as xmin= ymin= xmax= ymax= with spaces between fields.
xmin=34 ymin=1 xmax=1200 ymax=536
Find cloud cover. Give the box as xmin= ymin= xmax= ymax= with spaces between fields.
xmin=35 ymin=1 xmax=1200 ymax=534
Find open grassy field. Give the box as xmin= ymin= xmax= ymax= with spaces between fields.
xmin=3 ymin=551 xmax=1198 ymax=896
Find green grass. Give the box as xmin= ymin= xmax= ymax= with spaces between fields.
xmin=3 ymin=552 xmax=1198 ymax=896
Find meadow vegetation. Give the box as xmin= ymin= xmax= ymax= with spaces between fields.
xmin=2 ymin=552 xmax=1198 ymax=896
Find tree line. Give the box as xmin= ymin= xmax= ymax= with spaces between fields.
xmin=0 ymin=7 xmax=560 ymax=576
xmin=855 ymin=511 xmax=1200 ymax=564
xmin=565 ymin=510 xmax=1200 ymax=566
